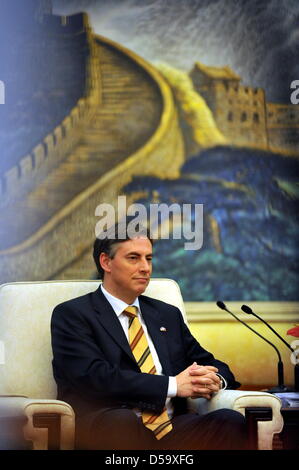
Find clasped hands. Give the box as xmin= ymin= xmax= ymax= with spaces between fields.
xmin=176 ymin=362 xmax=221 ymax=400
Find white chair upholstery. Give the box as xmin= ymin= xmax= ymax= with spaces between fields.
xmin=0 ymin=279 xmax=283 ymax=449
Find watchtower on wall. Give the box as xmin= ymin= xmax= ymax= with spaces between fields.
xmin=190 ymin=62 xmax=268 ymax=150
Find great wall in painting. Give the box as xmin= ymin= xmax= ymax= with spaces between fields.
xmin=0 ymin=1 xmax=298 ymax=283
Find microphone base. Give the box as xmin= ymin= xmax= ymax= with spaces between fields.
xmin=267 ymin=385 xmax=294 ymax=393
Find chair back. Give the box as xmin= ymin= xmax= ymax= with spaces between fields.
xmin=0 ymin=279 xmax=185 ymax=398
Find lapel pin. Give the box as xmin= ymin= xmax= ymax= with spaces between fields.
xmin=160 ymin=327 xmax=167 ymax=332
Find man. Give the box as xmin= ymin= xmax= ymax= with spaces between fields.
xmin=51 ymin=222 xmax=247 ymax=450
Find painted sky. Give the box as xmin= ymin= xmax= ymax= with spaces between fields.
xmin=53 ymin=0 xmax=299 ymax=103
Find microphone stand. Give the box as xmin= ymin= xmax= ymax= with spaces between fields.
xmin=216 ymin=301 xmax=288 ymax=393
xmin=242 ymin=305 xmax=299 ymax=393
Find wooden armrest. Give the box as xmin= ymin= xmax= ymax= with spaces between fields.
xmin=33 ymin=413 xmax=61 ymax=450
xmin=0 ymin=396 xmax=75 ymax=450
xmin=245 ymin=407 xmax=273 ymax=450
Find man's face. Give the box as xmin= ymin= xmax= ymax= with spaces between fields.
xmin=100 ymin=237 xmax=153 ymax=303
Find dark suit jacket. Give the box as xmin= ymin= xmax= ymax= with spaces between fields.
xmin=51 ymin=286 xmax=240 ymax=419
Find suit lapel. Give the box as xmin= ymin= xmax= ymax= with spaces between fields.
xmin=91 ymin=287 xmax=136 ymax=363
xmin=139 ymin=296 xmax=172 ymax=376
xmin=91 ymin=288 xmax=172 ymax=375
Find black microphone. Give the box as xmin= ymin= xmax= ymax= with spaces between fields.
xmin=241 ymin=304 xmax=298 ymax=392
xmin=241 ymin=305 xmax=294 ymax=352
xmin=216 ymin=301 xmax=288 ymax=393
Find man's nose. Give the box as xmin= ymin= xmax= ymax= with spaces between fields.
xmin=139 ymin=258 xmax=151 ymax=272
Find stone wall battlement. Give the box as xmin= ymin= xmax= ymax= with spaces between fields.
xmin=0 ymin=13 xmax=101 ymax=206
xmin=0 ymin=34 xmax=185 ymax=282
xmin=215 ymin=81 xmax=264 ymax=102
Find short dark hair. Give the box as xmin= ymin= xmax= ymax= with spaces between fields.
xmin=93 ymin=218 xmax=153 ymax=279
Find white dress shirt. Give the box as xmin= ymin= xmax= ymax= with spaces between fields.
xmin=100 ymin=285 xmax=177 ymax=417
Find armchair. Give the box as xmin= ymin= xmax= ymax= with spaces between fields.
xmin=0 ymin=279 xmax=283 ymax=450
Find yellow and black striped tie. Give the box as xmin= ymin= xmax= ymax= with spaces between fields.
xmin=124 ymin=306 xmax=173 ymax=440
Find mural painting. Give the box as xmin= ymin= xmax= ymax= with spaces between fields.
xmin=0 ymin=0 xmax=298 ymax=302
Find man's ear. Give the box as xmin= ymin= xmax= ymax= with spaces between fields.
xmin=99 ymin=252 xmax=111 ymax=274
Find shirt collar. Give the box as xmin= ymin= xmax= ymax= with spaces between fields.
xmin=100 ymin=284 xmax=140 ymax=317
